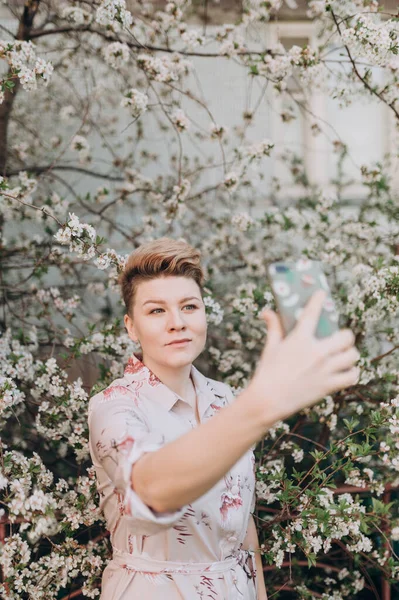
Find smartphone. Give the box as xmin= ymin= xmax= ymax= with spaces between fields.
xmin=266 ymin=259 xmax=340 ymax=339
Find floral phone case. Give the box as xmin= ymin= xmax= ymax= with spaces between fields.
xmin=266 ymin=259 xmax=340 ymax=339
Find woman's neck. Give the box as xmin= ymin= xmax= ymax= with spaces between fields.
xmin=139 ymin=351 xmax=196 ymax=403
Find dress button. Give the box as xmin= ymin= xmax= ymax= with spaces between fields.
xmin=228 ymin=535 xmax=237 ymax=543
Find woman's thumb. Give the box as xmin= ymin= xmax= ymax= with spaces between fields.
xmin=260 ymin=309 xmax=284 ymax=348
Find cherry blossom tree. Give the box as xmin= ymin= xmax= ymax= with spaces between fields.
xmin=0 ymin=0 xmax=399 ymax=598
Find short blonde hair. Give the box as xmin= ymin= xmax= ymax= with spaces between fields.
xmin=119 ymin=237 xmax=205 ymax=315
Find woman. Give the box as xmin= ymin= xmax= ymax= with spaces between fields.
xmin=88 ymin=237 xmax=360 ymax=600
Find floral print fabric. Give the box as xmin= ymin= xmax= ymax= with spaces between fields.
xmin=88 ymin=352 xmax=257 ymax=599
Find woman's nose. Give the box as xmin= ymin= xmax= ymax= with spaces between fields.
xmin=167 ymin=310 xmax=186 ymax=329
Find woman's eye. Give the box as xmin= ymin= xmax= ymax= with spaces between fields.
xmin=150 ymin=305 xmax=198 ymax=314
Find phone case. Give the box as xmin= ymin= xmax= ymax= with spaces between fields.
xmin=266 ymin=259 xmax=340 ymax=339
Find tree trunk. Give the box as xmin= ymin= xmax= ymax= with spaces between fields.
xmin=0 ymin=1 xmax=41 ymax=174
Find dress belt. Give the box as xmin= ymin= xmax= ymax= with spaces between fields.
xmin=111 ymin=546 xmax=248 ymax=575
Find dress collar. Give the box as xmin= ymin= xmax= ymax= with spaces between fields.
xmin=123 ymin=352 xmax=224 ymax=414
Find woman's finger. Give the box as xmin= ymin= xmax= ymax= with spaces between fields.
xmin=326 ymin=347 xmax=360 ymax=374
xmin=295 ymin=290 xmax=327 ymax=337
xmin=329 ymin=366 xmax=360 ymax=392
xmin=319 ymin=328 xmax=356 ymax=357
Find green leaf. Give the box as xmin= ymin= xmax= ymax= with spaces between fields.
xmin=309 ymin=449 xmax=325 ymax=461
xmin=370 ymin=410 xmax=384 ymax=426
xmin=292 ymin=468 xmax=307 ymax=481
xmin=360 ymin=520 xmax=371 ymax=535
xmin=307 ymin=553 xmax=317 ymax=568
xmin=343 ymin=417 xmax=359 ymax=432
xmin=371 ymin=497 xmax=395 ymax=516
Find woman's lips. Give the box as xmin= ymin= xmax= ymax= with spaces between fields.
xmin=167 ymin=340 xmax=192 ymax=347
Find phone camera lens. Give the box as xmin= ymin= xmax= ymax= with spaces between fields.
xmin=276 ymin=265 xmax=289 ymax=273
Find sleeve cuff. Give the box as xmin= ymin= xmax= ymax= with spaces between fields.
xmin=115 ymin=430 xmax=187 ymax=531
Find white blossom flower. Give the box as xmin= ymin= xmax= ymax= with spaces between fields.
xmin=180 ymin=29 xmax=205 ymax=49
xmin=0 ymin=40 xmax=53 ymax=92
xmin=231 ymin=212 xmax=255 ymax=232
xmin=171 ymin=108 xmax=190 ymax=131
xmin=219 ymin=34 xmax=246 ymax=57
xmin=210 ymin=123 xmax=229 ymax=140
xmin=13 ymin=141 xmax=29 ymax=161
xmin=69 ymin=135 xmax=91 ymax=164
xmin=60 ymin=105 xmax=76 ymax=120
xmin=102 ymin=42 xmax=130 ymax=68
xmin=61 ymin=6 xmax=93 ymax=24
xmin=120 ymin=88 xmax=148 ymax=117
xmin=341 ymin=15 xmax=399 ymax=67
xmin=96 ymin=0 xmax=133 ymax=29
xmin=292 ymin=448 xmax=304 ymax=463
xmin=34 ymin=57 xmax=54 ymax=83
xmin=224 ymin=171 xmax=240 ymax=192
xmin=137 ymin=52 xmax=192 ymax=82
xmin=203 ymin=296 xmax=224 ymax=325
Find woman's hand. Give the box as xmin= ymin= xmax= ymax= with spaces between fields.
xmin=249 ymin=290 xmax=360 ymax=424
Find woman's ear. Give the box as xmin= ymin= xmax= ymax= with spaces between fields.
xmin=124 ymin=313 xmax=139 ymax=343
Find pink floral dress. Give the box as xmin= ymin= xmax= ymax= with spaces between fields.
xmin=88 ymin=352 xmax=257 ymax=600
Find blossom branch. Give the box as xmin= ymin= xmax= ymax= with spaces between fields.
xmin=330 ymin=8 xmax=399 ymax=120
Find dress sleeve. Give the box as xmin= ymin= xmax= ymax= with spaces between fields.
xmin=88 ymin=386 xmax=188 ymax=535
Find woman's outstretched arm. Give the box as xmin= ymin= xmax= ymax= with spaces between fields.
xmin=132 ymin=292 xmax=359 ymax=513
xmin=132 ymin=386 xmax=270 ymax=513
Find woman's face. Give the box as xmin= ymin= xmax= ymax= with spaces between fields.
xmin=124 ymin=275 xmax=207 ymax=367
